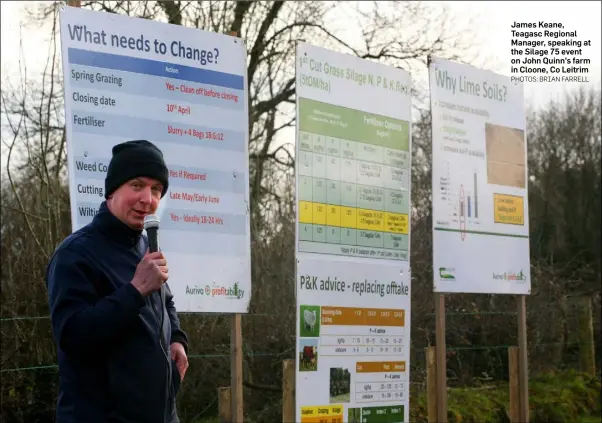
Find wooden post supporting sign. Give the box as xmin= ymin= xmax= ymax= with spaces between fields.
xmin=508 ymin=346 xmax=520 ymax=423
xmin=231 ymin=313 xmax=244 ymax=423
xmin=227 ymin=29 xmax=244 ymax=423
xmin=517 ymin=296 xmax=529 ymax=422
xmin=435 ymin=293 xmax=447 ymax=423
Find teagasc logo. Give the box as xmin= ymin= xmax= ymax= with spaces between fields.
xmin=492 ymin=270 xmax=527 ymax=283
xmin=185 ymin=282 xmax=245 ymax=299
xmin=439 ymin=267 xmax=456 ymax=280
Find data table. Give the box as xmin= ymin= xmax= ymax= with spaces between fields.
xmin=318 ymin=306 xmax=407 ymax=359
xmin=297 ymin=98 xmax=411 ymax=262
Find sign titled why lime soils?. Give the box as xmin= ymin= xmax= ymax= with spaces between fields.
xmin=186 ymin=283 xmax=245 ymax=299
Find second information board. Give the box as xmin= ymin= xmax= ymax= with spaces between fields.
xmin=295 ymin=42 xmax=412 ymax=423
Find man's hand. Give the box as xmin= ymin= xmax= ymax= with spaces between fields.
xmin=171 ymin=342 xmax=188 ymax=381
xmin=131 ymin=250 xmax=168 ymax=296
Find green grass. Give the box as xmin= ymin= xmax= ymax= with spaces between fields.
xmin=410 ymin=369 xmax=601 ymax=423
xmin=191 ymin=370 xmax=601 ymax=423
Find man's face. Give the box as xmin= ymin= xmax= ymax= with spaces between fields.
xmin=107 ymin=176 xmax=163 ymax=230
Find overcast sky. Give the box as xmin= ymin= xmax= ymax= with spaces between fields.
xmin=1 ymin=0 xmax=600 ymax=171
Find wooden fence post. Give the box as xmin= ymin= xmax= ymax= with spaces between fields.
xmin=282 ymin=359 xmax=295 ymax=423
xmin=426 ymin=346 xmax=437 ymax=423
xmin=218 ymin=386 xmax=232 ymax=423
xmin=508 ymin=347 xmax=520 ymax=423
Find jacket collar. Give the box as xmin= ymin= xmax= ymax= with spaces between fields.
xmin=92 ymin=201 xmax=143 ymax=249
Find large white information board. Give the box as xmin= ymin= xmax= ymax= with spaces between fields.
xmin=295 ymin=42 xmax=412 ymax=423
xmin=59 ymin=6 xmax=251 ymax=313
xmin=429 ymin=56 xmax=531 ymax=295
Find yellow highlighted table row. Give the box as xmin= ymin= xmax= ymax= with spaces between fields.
xmin=298 ymin=201 xmax=409 ymax=235
xmin=300 ymin=405 xmax=343 ymax=423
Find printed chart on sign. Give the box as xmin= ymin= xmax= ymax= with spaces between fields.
xmin=59 ymin=6 xmax=251 ymax=312
xmin=437 ymin=160 xmax=484 ymax=240
xmin=299 ymin=305 xmax=409 ymax=423
xmin=298 ymin=304 xmax=409 ymax=423
xmin=296 ymin=258 xmax=411 ymax=423
xmin=297 ymin=98 xmax=411 ymax=262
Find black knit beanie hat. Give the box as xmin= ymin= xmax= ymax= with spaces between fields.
xmin=104 ymin=140 xmax=169 ymax=199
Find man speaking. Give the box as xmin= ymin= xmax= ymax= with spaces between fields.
xmin=46 ymin=140 xmax=189 ymax=423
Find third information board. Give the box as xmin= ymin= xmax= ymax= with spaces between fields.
xmin=429 ymin=56 xmax=531 ymax=295
xmin=295 ymin=42 xmax=412 ymax=423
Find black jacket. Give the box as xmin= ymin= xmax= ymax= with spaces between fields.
xmin=46 ymin=201 xmax=188 ymax=423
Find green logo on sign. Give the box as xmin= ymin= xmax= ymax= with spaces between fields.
xmin=439 ymin=267 xmax=456 ymax=280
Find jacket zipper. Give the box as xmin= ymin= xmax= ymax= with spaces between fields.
xmin=137 ymin=238 xmax=171 ymax=422
xmin=152 ymin=289 xmax=171 ymax=422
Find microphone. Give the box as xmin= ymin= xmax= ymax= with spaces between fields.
xmin=143 ymin=214 xmax=160 ymax=253
xmin=143 ymin=214 xmax=169 ymax=366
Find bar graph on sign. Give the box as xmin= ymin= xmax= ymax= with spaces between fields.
xmin=438 ymin=161 xmax=481 ymax=240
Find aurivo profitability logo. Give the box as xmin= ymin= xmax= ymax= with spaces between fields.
xmin=185 ymin=282 xmax=245 ymax=299
xmin=492 ymin=270 xmax=527 ymax=283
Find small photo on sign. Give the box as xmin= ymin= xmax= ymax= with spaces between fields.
xmin=485 ymin=122 xmax=526 ymax=189
xmin=299 ymin=304 xmax=320 ymax=337
xmin=329 ymin=367 xmax=351 ymax=403
xmin=348 ymin=407 xmax=361 ymax=423
xmin=299 ymin=338 xmax=318 ymax=372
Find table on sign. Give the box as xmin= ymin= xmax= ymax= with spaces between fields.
xmin=348 ymin=405 xmax=405 ymax=423
xmin=296 ymin=98 xmax=411 ymax=262
xmin=318 ymin=307 xmax=407 ymax=358
xmin=355 ymin=361 xmax=406 ymax=404
xmin=300 ymin=405 xmax=343 ymax=423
